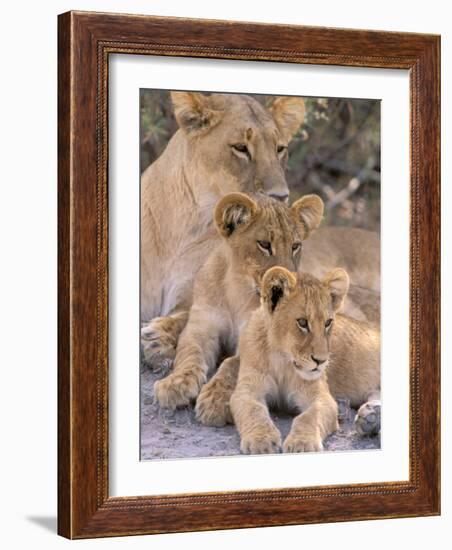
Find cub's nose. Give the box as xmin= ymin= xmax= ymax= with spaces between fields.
xmin=269 ymin=193 xmax=289 ymax=203
xmin=311 ymin=355 xmax=327 ymax=366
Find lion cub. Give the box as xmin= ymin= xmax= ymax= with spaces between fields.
xmin=231 ymin=266 xmax=350 ymax=454
xmin=154 ymin=192 xmax=324 ymax=410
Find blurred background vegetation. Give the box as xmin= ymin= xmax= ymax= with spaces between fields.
xmin=140 ymin=90 xmax=380 ymax=231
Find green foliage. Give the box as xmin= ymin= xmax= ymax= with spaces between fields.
xmin=140 ymin=90 xmax=380 ymax=231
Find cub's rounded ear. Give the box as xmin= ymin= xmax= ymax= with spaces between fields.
xmin=214 ymin=193 xmax=259 ymax=238
xmin=261 ymin=267 xmax=297 ymax=313
xmin=291 ymin=194 xmax=324 ymax=239
xmin=323 ymin=268 xmax=350 ymax=312
xmin=269 ymin=97 xmax=305 ymax=142
xmin=171 ymin=92 xmax=223 ymax=134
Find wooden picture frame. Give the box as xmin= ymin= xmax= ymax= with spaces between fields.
xmin=58 ymin=10 xmax=440 ymax=539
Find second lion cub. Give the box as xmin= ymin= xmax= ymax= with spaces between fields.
xmin=154 ymin=192 xmax=324 ymax=410
xmin=231 ymin=266 xmax=349 ymax=454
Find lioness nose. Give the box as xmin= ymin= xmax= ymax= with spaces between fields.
xmin=311 ymin=355 xmax=327 ymax=366
xmin=269 ymin=193 xmax=289 ymax=203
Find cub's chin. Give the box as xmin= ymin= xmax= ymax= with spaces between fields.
xmin=293 ymin=360 xmax=326 ymax=381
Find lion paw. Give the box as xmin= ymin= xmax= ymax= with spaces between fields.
xmin=141 ymin=317 xmax=178 ymax=373
xmin=195 ymin=383 xmax=232 ymax=427
xmin=354 ymin=399 xmax=381 ymax=436
xmin=240 ymin=427 xmax=282 ymax=455
xmin=283 ymin=434 xmax=323 ymax=453
xmin=154 ymin=370 xmax=206 ymax=410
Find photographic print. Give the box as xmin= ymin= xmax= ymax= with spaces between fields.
xmin=140 ymin=90 xmax=381 ymax=460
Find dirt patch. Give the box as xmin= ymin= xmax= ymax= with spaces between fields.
xmin=140 ymin=364 xmax=380 ymax=460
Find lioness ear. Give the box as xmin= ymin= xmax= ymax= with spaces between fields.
xmin=291 ymin=194 xmax=324 ymax=239
xmin=261 ymin=267 xmax=297 ymax=313
xmin=323 ymin=268 xmax=350 ymax=312
xmin=269 ymin=97 xmax=306 ymax=142
xmin=171 ymin=92 xmax=223 ymax=134
xmin=214 ymin=193 xmax=258 ymax=238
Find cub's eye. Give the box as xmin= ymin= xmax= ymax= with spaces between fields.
xmin=277 ymin=145 xmax=287 ymax=155
xmin=325 ymin=319 xmax=333 ymax=329
xmin=292 ymin=242 xmax=302 ymax=254
xmin=231 ymin=143 xmax=251 ymax=160
xmin=257 ymin=240 xmax=272 ymax=255
xmin=297 ymin=318 xmax=309 ymax=332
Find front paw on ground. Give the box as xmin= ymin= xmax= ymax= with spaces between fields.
xmin=141 ymin=319 xmax=177 ymax=374
xmin=283 ymin=435 xmax=323 ymax=453
xmin=154 ymin=371 xmax=206 ymax=410
xmin=240 ymin=429 xmax=282 ymax=455
xmin=195 ymin=384 xmax=232 ymax=427
xmin=353 ymin=400 xmax=381 ymax=436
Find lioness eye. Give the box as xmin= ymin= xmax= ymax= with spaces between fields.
xmin=297 ymin=318 xmax=309 ymax=332
xmin=325 ymin=319 xmax=333 ymax=329
xmin=292 ymin=242 xmax=302 ymax=254
xmin=257 ymin=240 xmax=272 ymax=255
xmin=231 ymin=143 xmax=251 ymax=160
xmin=277 ymin=145 xmax=287 ymax=155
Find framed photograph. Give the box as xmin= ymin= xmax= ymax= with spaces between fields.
xmin=58 ymin=11 xmax=440 ymax=538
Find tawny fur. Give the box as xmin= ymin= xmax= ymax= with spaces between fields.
xmin=196 ymin=274 xmax=380 ymax=434
xmin=302 ymin=227 xmax=380 ymax=322
xmin=229 ymin=267 xmax=380 ymax=454
xmin=154 ymin=192 xmax=324 ymax=409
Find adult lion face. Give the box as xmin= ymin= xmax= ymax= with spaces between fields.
xmin=171 ymin=92 xmax=306 ymax=201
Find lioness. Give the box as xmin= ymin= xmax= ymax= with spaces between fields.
xmin=153 ymin=192 xmax=324 ymax=409
xmin=141 ymin=92 xmax=306 ymax=355
xmin=197 ymin=268 xmax=380 ymax=443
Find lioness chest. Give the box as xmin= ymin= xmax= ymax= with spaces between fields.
xmin=167 ymin=228 xmax=219 ymax=308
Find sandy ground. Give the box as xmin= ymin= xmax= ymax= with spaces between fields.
xmin=140 ymin=363 xmax=380 ymax=460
